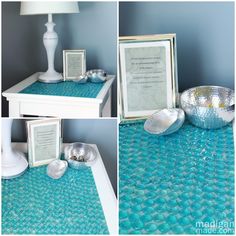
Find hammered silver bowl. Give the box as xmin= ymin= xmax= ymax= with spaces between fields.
xmin=87 ymin=69 xmax=107 ymax=83
xmin=180 ymin=86 xmax=234 ymax=129
xmin=64 ymin=142 xmax=97 ymax=169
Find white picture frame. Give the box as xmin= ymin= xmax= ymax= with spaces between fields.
xmin=27 ymin=119 xmax=62 ymax=167
xmin=119 ymin=34 xmax=178 ymax=121
xmin=63 ymin=49 xmax=86 ymax=80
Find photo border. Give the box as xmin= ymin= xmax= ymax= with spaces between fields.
xmin=63 ymin=49 xmax=86 ymax=80
xmin=119 ymin=34 xmax=178 ymax=121
xmin=27 ymin=118 xmax=62 ymax=167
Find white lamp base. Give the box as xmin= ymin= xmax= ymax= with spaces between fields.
xmin=38 ymin=71 xmax=63 ymax=83
xmin=2 ymin=151 xmax=28 ymax=179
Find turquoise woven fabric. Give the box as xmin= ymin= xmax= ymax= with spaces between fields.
xmin=2 ymin=166 xmax=109 ymax=234
xmin=119 ymin=122 xmax=234 ymax=234
xmin=19 ymin=81 xmax=104 ymax=98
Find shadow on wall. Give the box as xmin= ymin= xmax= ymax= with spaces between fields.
xmin=2 ymin=1 xmax=117 ymax=117
xmin=119 ymin=2 xmax=234 ymax=91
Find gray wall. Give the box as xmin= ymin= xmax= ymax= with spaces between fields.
xmin=2 ymin=1 xmax=117 ymax=116
xmin=11 ymin=118 xmax=117 ymax=195
xmin=119 ymin=2 xmax=234 ymax=91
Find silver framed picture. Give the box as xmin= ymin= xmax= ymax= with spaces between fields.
xmin=119 ymin=34 xmax=178 ymax=121
xmin=27 ymin=119 xmax=62 ymax=167
xmin=63 ymin=49 xmax=86 ymax=80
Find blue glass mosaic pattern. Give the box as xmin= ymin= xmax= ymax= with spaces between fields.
xmin=2 ymin=166 xmax=108 ymax=234
xmin=119 ymin=122 xmax=234 ymax=234
xmin=19 ymin=81 xmax=104 ymax=98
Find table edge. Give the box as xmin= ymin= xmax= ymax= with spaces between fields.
xmin=2 ymin=73 xmax=115 ymax=103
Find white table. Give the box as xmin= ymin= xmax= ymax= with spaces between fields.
xmin=11 ymin=142 xmax=118 ymax=235
xmin=2 ymin=73 xmax=115 ymax=118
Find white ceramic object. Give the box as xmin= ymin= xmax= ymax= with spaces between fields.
xmin=1 ymin=119 xmax=28 ymax=179
xmin=38 ymin=14 xmax=63 ymax=83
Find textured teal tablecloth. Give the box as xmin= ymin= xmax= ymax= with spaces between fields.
xmin=119 ymin=122 xmax=234 ymax=234
xmin=19 ymin=81 xmax=104 ymax=98
xmin=2 ymin=166 xmax=108 ymax=234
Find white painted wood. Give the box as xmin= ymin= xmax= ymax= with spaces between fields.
xmin=102 ymin=90 xmax=112 ymax=117
xmin=9 ymin=101 xmax=22 ymax=117
xmin=2 ymin=73 xmax=115 ymax=118
xmin=96 ymin=75 xmax=114 ymax=99
xmin=90 ymin=144 xmax=118 ymax=235
xmin=11 ymin=142 xmax=117 ymax=234
xmin=20 ymin=101 xmax=100 ymax=118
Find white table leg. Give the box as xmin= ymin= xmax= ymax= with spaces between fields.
xmin=9 ymin=101 xmax=22 ymax=117
xmin=102 ymin=89 xmax=112 ymax=117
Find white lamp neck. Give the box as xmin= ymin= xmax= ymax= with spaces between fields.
xmin=48 ymin=13 xmax=53 ymax=23
xmin=46 ymin=14 xmax=55 ymax=33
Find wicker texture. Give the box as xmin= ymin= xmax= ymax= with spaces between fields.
xmin=119 ymin=122 xmax=234 ymax=234
xmin=19 ymin=81 xmax=104 ymax=98
xmin=2 ymin=166 xmax=108 ymax=234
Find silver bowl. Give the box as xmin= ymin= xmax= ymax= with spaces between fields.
xmin=144 ymin=108 xmax=185 ymax=135
xmin=180 ymin=86 xmax=234 ymax=129
xmin=47 ymin=160 xmax=68 ymax=179
xmin=163 ymin=109 xmax=185 ymax=135
xmin=87 ymin=69 xmax=107 ymax=83
xmin=64 ymin=142 xmax=97 ymax=169
xmin=72 ymin=74 xmax=88 ymax=83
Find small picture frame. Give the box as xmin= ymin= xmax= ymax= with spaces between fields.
xmin=27 ymin=119 xmax=62 ymax=167
xmin=119 ymin=34 xmax=178 ymax=121
xmin=63 ymin=49 xmax=86 ymax=80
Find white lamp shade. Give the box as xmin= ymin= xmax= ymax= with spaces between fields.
xmin=20 ymin=1 xmax=79 ymax=15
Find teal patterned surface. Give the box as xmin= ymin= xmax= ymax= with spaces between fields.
xmin=119 ymin=122 xmax=234 ymax=234
xmin=2 ymin=166 xmax=108 ymax=234
xmin=19 ymin=81 xmax=104 ymax=98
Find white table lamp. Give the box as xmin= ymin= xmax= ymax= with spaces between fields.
xmin=1 ymin=119 xmax=28 ymax=179
xmin=20 ymin=2 xmax=79 ymax=83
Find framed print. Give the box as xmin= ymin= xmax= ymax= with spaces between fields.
xmin=27 ymin=119 xmax=62 ymax=167
xmin=119 ymin=34 xmax=178 ymax=120
xmin=63 ymin=50 xmax=86 ymax=80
